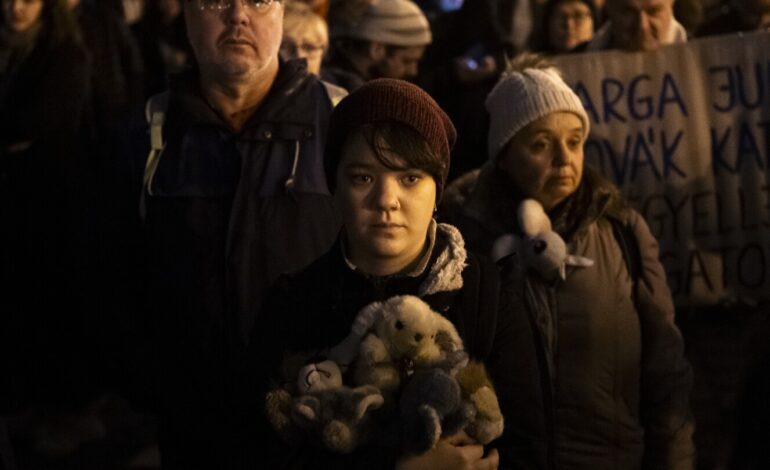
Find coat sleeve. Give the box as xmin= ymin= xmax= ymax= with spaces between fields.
xmin=627 ymin=211 xmax=696 ymax=470
xmin=483 ymin=257 xmax=552 ymax=470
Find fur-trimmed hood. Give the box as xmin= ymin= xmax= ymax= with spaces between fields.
xmin=419 ymin=223 xmax=467 ymax=297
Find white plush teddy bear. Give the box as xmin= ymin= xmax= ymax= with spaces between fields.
xmin=329 ymin=295 xmax=465 ymax=399
xmin=491 ymin=198 xmax=593 ymax=281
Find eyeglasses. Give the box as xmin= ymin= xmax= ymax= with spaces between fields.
xmin=280 ymin=40 xmax=326 ymax=56
xmin=196 ymin=0 xmax=281 ymax=12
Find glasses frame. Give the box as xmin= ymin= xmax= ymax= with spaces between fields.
xmin=196 ymin=0 xmax=281 ymax=12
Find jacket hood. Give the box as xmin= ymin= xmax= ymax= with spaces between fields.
xmin=419 ymin=223 xmax=467 ymax=296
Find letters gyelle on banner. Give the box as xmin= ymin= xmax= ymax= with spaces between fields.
xmin=554 ymin=31 xmax=770 ymax=306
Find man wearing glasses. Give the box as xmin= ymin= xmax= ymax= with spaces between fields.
xmin=135 ymin=0 xmax=341 ymax=466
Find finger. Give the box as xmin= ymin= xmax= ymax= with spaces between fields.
xmin=459 ymin=443 xmax=485 ymax=462
xmin=476 ymin=448 xmax=499 ymax=470
xmin=446 ymin=430 xmax=475 ymax=446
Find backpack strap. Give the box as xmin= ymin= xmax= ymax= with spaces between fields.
xmin=609 ymin=216 xmax=642 ymax=302
xmin=139 ymin=91 xmax=169 ymax=220
xmin=320 ymin=80 xmax=348 ymax=107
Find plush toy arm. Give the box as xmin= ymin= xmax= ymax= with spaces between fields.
xmin=329 ymin=302 xmax=384 ymax=367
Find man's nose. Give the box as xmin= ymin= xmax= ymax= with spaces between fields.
xmin=226 ymin=0 xmax=250 ymax=25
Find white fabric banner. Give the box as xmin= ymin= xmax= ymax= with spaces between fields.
xmin=554 ymin=31 xmax=770 ymax=306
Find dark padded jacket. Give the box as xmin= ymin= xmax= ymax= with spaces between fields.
xmin=139 ymin=59 xmax=341 ymax=468
xmin=445 ymin=163 xmax=695 ymax=470
xmin=253 ymin=223 xmax=549 ymax=470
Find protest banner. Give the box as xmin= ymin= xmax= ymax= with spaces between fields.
xmin=554 ymin=31 xmax=770 ymax=306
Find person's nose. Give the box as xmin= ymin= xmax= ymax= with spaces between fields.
xmin=635 ymin=11 xmax=651 ymax=34
xmin=554 ymin=142 xmax=572 ymax=166
xmin=406 ymin=62 xmax=418 ymax=78
xmin=372 ymin=177 xmax=401 ymax=212
xmin=226 ymin=0 xmax=250 ymax=26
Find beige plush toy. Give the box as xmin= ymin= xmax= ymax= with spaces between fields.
xmin=342 ymin=296 xmax=466 ymax=398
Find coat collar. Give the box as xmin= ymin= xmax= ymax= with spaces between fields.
xmin=166 ymin=58 xmax=320 ymax=135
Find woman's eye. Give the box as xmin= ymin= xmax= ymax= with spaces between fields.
xmin=568 ymin=138 xmax=583 ymax=149
xmin=531 ymin=140 xmax=549 ymax=152
xmin=401 ymin=174 xmax=422 ymax=186
xmin=350 ymin=174 xmax=373 ymax=184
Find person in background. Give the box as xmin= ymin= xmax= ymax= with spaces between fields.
xmin=586 ymin=0 xmax=686 ymax=51
xmin=281 ymin=0 xmax=327 ymax=76
xmin=255 ymin=78 xmax=548 ymax=470
xmin=697 ymin=0 xmax=770 ymax=36
xmin=443 ymin=54 xmax=695 ymax=469
xmin=135 ymin=0 xmax=341 ymax=467
xmin=1 ymin=0 xmax=100 ymax=457
xmin=538 ymin=0 xmax=596 ymax=53
xmin=132 ymin=0 xmax=192 ymax=97
xmin=325 ymin=0 xmax=431 ymax=90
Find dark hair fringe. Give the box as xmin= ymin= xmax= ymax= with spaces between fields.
xmin=358 ymin=121 xmax=446 ymax=197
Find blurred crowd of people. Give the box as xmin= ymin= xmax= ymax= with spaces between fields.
xmin=1 ymin=0 xmax=770 ymax=469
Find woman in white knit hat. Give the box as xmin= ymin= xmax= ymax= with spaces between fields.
xmin=443 ymin=54 xmax=696 ymax=470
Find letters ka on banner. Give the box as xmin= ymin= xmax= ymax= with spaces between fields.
xmin=554 ymin=31 xmax=770 ymax=306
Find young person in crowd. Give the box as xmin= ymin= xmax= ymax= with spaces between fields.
xmin=254 ymin=78 xmax=549 ymax=470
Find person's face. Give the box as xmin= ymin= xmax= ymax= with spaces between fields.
xmin=375 ymin=45 xmax=425 ymax=80
xmin=184 ymin=0 xmax=283 ymax=81
xmin=280 ymin=32 xmax=325 ymax=75
xmin=608 ymin=0 xmax=674 ymax=51
xmin=498 ymin=112 xmax=585 ymax=211
xmin=737 ymin=0 xmax=770 ymax=29
xmin=335 ymin=131 xmax=437 ymax=275
xmin=548 ymin=1 xmax=594 ymax=52
xmin=2 ymin=0 xmax=43 ymax=33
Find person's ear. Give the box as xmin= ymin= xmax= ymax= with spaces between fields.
xmin=368 ymin=41 xmax=387 ymax=61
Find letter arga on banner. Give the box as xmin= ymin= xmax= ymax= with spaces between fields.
xmin=554 ymin=31 xmax=770 ymax=306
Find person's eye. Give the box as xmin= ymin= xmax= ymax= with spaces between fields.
xmin=567 ymin=137 xmax=583 ymax=149
xmin=401 ymin=174 xmax=422 ymax=186
xmin=531 ymin=140 xmax=549 ymax=152
xmin=350 ymin=173 xmax=373 ymax=185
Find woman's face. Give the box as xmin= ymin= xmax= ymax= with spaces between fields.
xmin=3 ymin=0 xmax=44 ymax=33
xmin=548 ymin=0 xmax=594 ymax=53
xmin=499 ymin=112 xmax=585 ymax=211
xmin=335 ymin=131 xmax=437 ymax=276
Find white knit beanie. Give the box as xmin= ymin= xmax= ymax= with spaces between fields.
xmin=485 ymin=67 xmax=589 ymax=160
xmin=330 ymin=0 xmax=432 ymax=47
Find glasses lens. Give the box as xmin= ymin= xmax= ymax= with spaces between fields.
xmin=200 ymin=0 xmax=228 ymax=9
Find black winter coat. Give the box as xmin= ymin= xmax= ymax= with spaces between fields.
xmin=138 ymin=59 xmax=341 ymax=467
xmin=253 ymin=224 xmax=549 ymax=470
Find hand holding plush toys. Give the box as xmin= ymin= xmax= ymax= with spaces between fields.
xmin=264 ymin=295 xmax=504 ymax=455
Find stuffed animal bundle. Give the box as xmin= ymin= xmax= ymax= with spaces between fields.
xmin=265 ymin=295 xmax=505 ymax=455
xmin=342 ymin=295 xmax=504 ymax=454
xmin=264 ymin=356 xmax=384 ymax=454
xmin=491 ymin=198 xmax=593 ymax=281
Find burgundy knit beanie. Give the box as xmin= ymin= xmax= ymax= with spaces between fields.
xmin=324 ymin=78 xmax=457 ymax=200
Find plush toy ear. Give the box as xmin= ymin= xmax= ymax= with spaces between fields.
xmin=518 ymin=199 xmax=552 ymax=236
xmin=433 ymin=314 xmax=463 ymax=353
xmin=352 ymin=301 xmax=385 ymax=335
xmin=565 ymin=254 xmax=594 ymax=268
xmin=490 ymin=234 xmax=521 ymax=263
